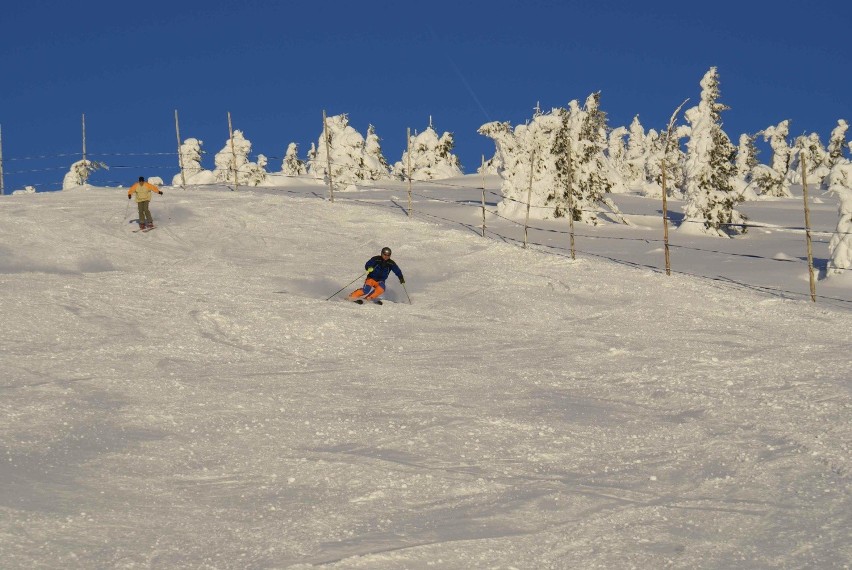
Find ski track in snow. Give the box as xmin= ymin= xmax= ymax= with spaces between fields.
xmin=0 ymin=183 xmax=850 ymax=569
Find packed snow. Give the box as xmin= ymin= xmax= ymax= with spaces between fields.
xmin=0 ymin=177 xmax=850 ymax=568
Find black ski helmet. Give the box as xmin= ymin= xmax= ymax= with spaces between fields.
xmin=138 ymin=176 xmax=145 ymax=182
xmin=381 ymin=247 xmax=392 ymax=256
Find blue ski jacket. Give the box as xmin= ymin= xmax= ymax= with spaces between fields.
xmin=365 ymin=255 xmax=404 ymax=283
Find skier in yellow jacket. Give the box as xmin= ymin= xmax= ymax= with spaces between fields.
xmin=128 ymin=176 xmax=163 ymax=230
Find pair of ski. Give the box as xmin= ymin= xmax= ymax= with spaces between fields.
xmin=129 ymin=220 xmax=155 ymax=233
xmin=354 ymin=299 xmax=383 ymax=305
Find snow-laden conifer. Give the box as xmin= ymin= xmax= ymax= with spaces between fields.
xmin=681 ymin=67 xmax=746 ymax=237
xmin=641 ymin=124 xmax=689 ymax=199
xmin=791 ymin=134 xmax=830 ymax=187
xmin=213 ymin=130 xmax=253 ymax=185
xmin=825 ymin=157 xmax=852 ymax=276
xmin=244 ymin=154 xmax=268 ymax=187
xmin=281 ymin=143 xmax=307 ymax=176
xmin=308 ymin=114 xmax=386 ymax=190
xmin=479 ymin=112 xmax=561 ymax=219
xmin=607 ymin=126 xmax=628 ymax=181
xmin=827 ymin=120 xmax=849 ymax=165
xmin=623 ymin=116 xmax=647 ymax=188
xmin=364 ymin=125 xmax=391 ymax=181
xmin=392 ymin=119 xmax=463 ymax=181
xmin=733 ymin=133 xmax=760 ymax=200
xmin=481 ymin=94 xmax=627 ymax=224
xmin=566 ymin=93 xmax=628 ymax=220
xmin=62 ymin=159 xmax=106 ymax=190
xmin=364 ymin=125 xmax=391 ymax=180
xmin=172 ymin=138 xmax=207 ymax=186
xmin=478 ymin=152 xmax=501 ymax=175
xmin=755 ymin=120 xmax=793 ymax=197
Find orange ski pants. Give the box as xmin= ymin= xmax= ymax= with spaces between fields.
xmin=348 ymin=278 xmax=384 ymax=300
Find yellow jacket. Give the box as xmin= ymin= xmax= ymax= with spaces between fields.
xmin=128 ymin=181 xmax=161 ymax=202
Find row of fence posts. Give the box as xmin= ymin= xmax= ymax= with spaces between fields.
xmin=504 ymin=100 xmax=820 ymax=302
xmin=0 ymin=110 xmax=823 ymax=301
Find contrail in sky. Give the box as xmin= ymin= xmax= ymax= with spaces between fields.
xmin=426 ymin=24 xmax=492 ymax=122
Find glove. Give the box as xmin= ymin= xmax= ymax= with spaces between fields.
xmin=366 ymin=267 xmax=374 ymax=273
xmin=399 ymin=278 xmax=405 ymax=284
xmin=159 ymin=191 xmax=164 ymax=195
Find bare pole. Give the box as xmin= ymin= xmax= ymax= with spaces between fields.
xmin=480 ymin=154 xmax=486 ymax=237
xmin=801 ymin=153 xmax=817 ymax=302
xmin=175 ymin=110 xmax=186 ymax=188
xmin=660 ymin=99 xmax=688 ymax=276
xmin=661 ymin=165 xmax=671 ymax=275
xmin=524 ymin=149 xmax=536 ymax=249
xmin=82 ymin=113 xmax=87 ymax=164
xmin=0 ymin=124 xmax=5 ymax=196
xmin=322 ymin=110 xmax=334 ymax=203
xmin=227 ymin=112 xmax=238 ymax=192
xmin=566 ymin=138 xmax=576 ymax=260
xmin=406 ymin=127 xmax=412 ymax=217
xmin=81 ymin=113 xmax=88 ymax=185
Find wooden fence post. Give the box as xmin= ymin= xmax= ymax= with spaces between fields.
xmin=227 ymin=112 xmax=239 ymax=192
xmin=661 ymin=161 xmax=671 ymax=275
xmin=81 ymin=113 xmax=88 ymax=185
xmin=480 ymin=154 xmax=486 ymax=237
xmin=322 ymin=110 xmax=334 ymax=203
xmin=660 ymin=100 xmax=687 ymax=276
xmin=175 ymin=110 xmax=186 ymax=188
xmin=407 ymin=127 xmax=412 ymax=217
xmin=0 ymin=124 xmax=4 ymax=196
xmin=524 ymin=149 xmax=535 ymax=249
xmin=801 ymin=154 xmax=817 ymax=302
xmin=566 ymin=139 xmax=576 ymax=260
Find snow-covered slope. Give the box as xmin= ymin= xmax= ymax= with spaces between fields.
xmin=1 ymin=184 xmax=849 ymax=568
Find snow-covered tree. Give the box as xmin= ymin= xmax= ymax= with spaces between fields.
xmin=564 ymin=93 xmax=628 ymax=221
xmin=480 ymin=94 xmax=627 ymax=224
xmin=281 ymin=143 xmax=307 ymax=176
xmin=364 ymin=125 xmax=391 ymax=180
xmin=308 ymin=114 xmax=387 ymax=190
xmin=732 ymin=133 xmax=760 ymax=200
xmin=790 ymin=133 xmax=830 ymax=187
xmin=213 ymin=130 xmax=253 ymax=185
xmin=607 ymin=126 xmax=628 ymax=181
xmin=755 ymin=120 xmax=793 ymax=197
xmin=643 ymin=129 xmax=663 ymax=191
xmin=479 ymin=112 xmax=561 ymax=220
xmin=244 ymin=154 xmax=268 ymax=187
xmin=681 ymin=67 xmax=746 ymax=236
xmin=663 ymin=125 xmax=690 ymax=196
xmin=478 ymin=151 xmax=501 ymax=175
xmin=62 ymin=159 xmax=106 ymax=190
xmin=172 ymin=138 xmax=205 ymax=186
xmin=827 ymin=119 xmax=849 ymax=165
xmin=392 ymin=119 xmax=463 ymax=181
xmin=735 ymin=133 xmax=759 ymax=180
xmin=623 ymin=116 xmax=647 ymax=188
xmin=825 ymin=158 xmax=852 ymax=276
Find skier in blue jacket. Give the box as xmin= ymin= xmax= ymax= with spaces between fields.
xmin=348 ymin=247 xmax=405 ymax=303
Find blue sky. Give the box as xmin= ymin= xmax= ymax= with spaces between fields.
xmin=1 ymin=0 xmax=850 ymax=191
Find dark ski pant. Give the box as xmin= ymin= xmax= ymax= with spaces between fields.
xmin=137 ymin=200 xmax=153 ymax=225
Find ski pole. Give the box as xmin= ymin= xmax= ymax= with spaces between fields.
xmin=326 ymin=272 xmax=366 ymax=301
xmin=401 ymin=281 xmax=412 ymax=304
